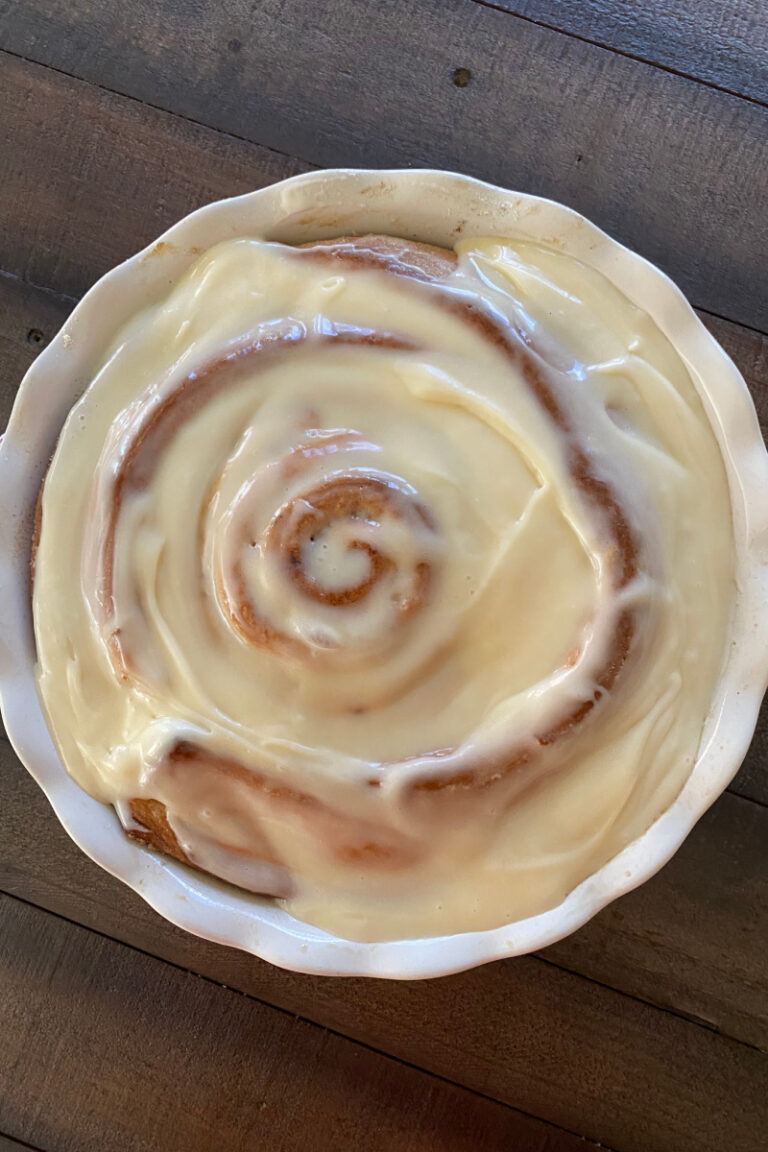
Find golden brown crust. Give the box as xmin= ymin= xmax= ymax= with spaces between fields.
xmin=127 ymin=798 xmax=192 ymax=866
xmin=30 ymin=469 xmax=46 ymax=595
xmin=152 ymin=741 xmax=419 ymax=870
xmin=37 ymin=235 xmax=457 ymax=878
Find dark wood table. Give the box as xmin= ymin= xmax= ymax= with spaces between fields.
xmin=1 ymin=3 xmax=766 ymax=1149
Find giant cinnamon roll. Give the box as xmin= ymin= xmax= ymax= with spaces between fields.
xmin=33 ymin=232 xmax=734 ymax=939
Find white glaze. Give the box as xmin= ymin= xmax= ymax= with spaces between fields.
xmin=33 ymin=235 xmax=733 ymax=940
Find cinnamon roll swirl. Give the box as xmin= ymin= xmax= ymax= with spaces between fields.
xmin=32 ymin=232 xmax=733 ymax=939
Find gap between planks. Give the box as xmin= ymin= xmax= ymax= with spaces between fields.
xmin=1 ymin=837 xmax=766 ymax=1152
xmin=0 ymin=43 xmax=765 ymax=334
xmin=0 ymin=723 xmax=765 ymax=1053
xmin=1 ymin=6 xmax=766 ymax=329
xmin=0 ymin=888 xmax=614 ymax=1152
xmin=2 ymin=877 xmax=763 ymax=1059
xmin=0 ymin=1133 xmax=49 ymax=1152
xmin=0 ymin=45 xmax=319 ymax=177
xmin=468 ymin=0 xmax=768 ymax=110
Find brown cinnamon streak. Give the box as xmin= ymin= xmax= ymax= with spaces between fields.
xmin=58 ymin=234 xmax=642 ymax=879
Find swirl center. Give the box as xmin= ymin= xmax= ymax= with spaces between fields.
xmin=270 ymin=475 xmax=434 ymax=610
xmin=212 ymin=439 xmax=443 ymax=670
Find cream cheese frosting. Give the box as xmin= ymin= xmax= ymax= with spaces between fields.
xmin=33 ymin=235 xmax=734 ymax=940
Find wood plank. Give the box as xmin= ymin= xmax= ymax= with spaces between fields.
xmin=701 ymin=313 xmax=768 ymax=437
xmin=0 ymin=4 xmax=767 ymax=330
xmin=1 ymin=707 xmax=766 ymax=1050
xmin=0 ymin=745 xmax=765 ymax=1152
xmin=732 ymin=699 xmax=768 ymax=806
xmin=0 ymin=275 xmax=74 ymax=417
xmin=1 ymin=50 xmax=766 ymax=438
xmin=544 ymin=790 xmax=768 ymax=1046
xmin=0 ymin=1135 xmax=45 ymax=1152
xmin=0 ymin=52 xmax=310 ymax=302
xmin=0 ymin=895 xmax=590 ymax=1152
xmin=483 ymin=1 xmax=768 ymax=104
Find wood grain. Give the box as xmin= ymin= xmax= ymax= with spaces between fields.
xmin=0 ymin=743 xmax=765 ymax=1152
xmin=732 ymin=699 xmax=768 ymax=806
xmin=0 ymin=895 xmax=593 ymax=1152
xmin=0 ymin=275 xmax=74 ymax=408
xmin=702 ymin=313 xmax=768 ymax=438
xmin=483 ymin=1 xmax=768 ymax=104
xmin=697 ymin=311 xmax=768 ymax=808
xmin=2 ymin=698 xmax=768 ymax=1053
xmin=0 ymin=52 xmax=310 ymax=301
xmin=0 ymin=1135 xmax=44 ymax=1152
xmin=0 ymin=1 xmax=767 ymax=330
xmin=543 ymin=791 xmax=768 ymax=1047
xmin=1 ymin=49 xmax=767 ymax=422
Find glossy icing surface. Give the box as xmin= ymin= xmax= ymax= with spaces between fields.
xmin=33 ymin=236 xmax=733 ymax=939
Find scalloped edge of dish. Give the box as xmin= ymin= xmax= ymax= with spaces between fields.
xmin=1 ymin=168 xmax=767 ymax=978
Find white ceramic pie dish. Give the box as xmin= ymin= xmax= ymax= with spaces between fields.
xmin=1 ymin=168 xmax=767 ymax=978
